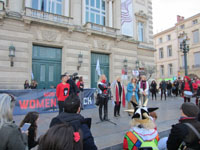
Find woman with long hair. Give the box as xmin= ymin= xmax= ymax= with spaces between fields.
xmin=0 ymin=94 xmax=28 ymax=150
xmin=20 ymin=111 xmax=39 ymax=150
xmin=38 ymin=123 xmax=83 ymax=150
xmin=126 ymin=77 xmax=139 ymax=116
xmin=97 ymin=74 xmax=109 ymax=121
xmin=24 ymin=80 xmax=30 ymax=89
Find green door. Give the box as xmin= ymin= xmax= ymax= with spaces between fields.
xmin=32 ymin=46 xmax=62 ymax=89
xmin=91 ymin=53 xmax=109 ymax=88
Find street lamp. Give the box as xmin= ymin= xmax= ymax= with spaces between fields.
xmin=9 ymin=45 xmax=16 ymax=67
xmin=178 ymin=32 xmax=190 ymax=76
xmin=135 ymin=60 xmax=139 ymax=70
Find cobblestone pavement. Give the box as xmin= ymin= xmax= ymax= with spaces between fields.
xmin=14 ymin=95 xmax=196 ymax=149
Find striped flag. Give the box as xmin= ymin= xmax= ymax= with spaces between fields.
xmin=121 ymin=0 xmax=133 ymax=25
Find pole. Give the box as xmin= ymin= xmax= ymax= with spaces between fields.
xmin=183 ymin=40 xmax=188 ymax=76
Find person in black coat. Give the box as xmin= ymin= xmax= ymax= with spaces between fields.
xmin=167 ymin=80 xmax=172 ymax=97
xmin=160 ymin=80 xmax=167 ymax=100
xmin=167 ymin=103 xmax=200 ymax=150
xmin=49 ymin=94 xmax=97 ymax=150
xmin=150 ymin=80 xmax=157 ymax=100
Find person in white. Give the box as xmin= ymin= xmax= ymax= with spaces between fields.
xmin=139 ymin=75 xmax=149 ymax=106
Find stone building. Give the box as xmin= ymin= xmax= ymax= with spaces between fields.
xmin=0 ymin=0 xmax=154 ymax=89
xmin=154 ymin=13 xmax=200 ymax=82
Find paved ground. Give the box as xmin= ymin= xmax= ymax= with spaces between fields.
xmin=14 ymin=95 xmax=197 ymax=149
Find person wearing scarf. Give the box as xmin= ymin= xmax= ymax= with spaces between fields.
xmin=111 ymin=77 xmax=126 ymax=117
xmin=97 ymin=74 xmax=109 ymax=121
xmin=139 ymin=75 xmax=149 ymax=106
xmin=181 ymin=76 xmax=194 ymax=103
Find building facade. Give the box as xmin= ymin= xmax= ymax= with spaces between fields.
xmin=0 ymin=0 xmax=154 ymax=89
xmin=154 ymin=14 xmax=200 ymax=82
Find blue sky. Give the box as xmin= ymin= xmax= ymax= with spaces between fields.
xmin=152 ymin=0 xmax=200 ymax=34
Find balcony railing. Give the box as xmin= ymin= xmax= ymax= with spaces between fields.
xmin=24 ymin=7 xmax=73 ymax=25
xmin=192 ymin=64 xmax=200 ymax=68
xmin=84 ymin=22 xmax=120 ymax=36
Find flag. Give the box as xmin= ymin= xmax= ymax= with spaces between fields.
xmin=31 ymin=72 xmax=34 ymax=80
xmin=96 ymin=58 xmax=101 ymax=76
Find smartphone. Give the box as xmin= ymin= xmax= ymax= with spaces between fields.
xmin=21 ymin=123 xmax=31 ymax=132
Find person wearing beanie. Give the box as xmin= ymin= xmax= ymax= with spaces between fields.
xmin=181 ymin=76 xmax=194 ymax=103
xmin=167 ymin=102 xmax=200 ymax=150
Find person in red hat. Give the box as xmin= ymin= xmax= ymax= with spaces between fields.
xmin=181 ymin=76 xmax=194 ymax=103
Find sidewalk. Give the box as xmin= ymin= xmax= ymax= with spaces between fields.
xmin=14 ymin=95 xmax=194 ymax=149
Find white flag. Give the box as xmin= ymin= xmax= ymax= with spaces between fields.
xmin=96 ymin=58 xmax=101 ymax=76
xmin=31 ymin=72 xmax=34 ymax=80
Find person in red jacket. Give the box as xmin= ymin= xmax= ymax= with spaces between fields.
xmin=56 ymin=72 xmax=70 ymax=114
xmin=181 ymin=76 xmax=194 ymax=103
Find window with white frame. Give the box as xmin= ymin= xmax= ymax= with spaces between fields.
xmin=193 ymin=30 xmax=199 ymax=44
xmin=159 ymin=37 xmax=162 ymax=43
xmin=167 ymin=35 xmax=171 ymax=41
xmin=193 ymin=19 xmax=198 ymax=25
xmin=159 ymin=48 xmax=164 ymax=59
xmin=32 ymin=0 xmax=63 ymax=15
xmin=85 ymin=0 xmax=106 ymax=25
xmin=167 ymin=45 xmax=172 ymax=57
xmin=194 ymin=52 xmax=200 ymax=66
xmin=138 ymin=22 xmax=144 ymax=42
xmin=180 ymin=24 xmax=185 ymax=29
xmin=168 ymin=64 xmax=173 ymax=76
xmin=160 ymin=65 xmax=164 ymax=76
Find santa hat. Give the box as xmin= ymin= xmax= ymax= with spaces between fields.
xmin=184 ymin=76 xmax=191 ymax=81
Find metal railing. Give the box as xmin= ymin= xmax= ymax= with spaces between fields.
xmin=24 ymin=7 xmax=73 ymax=25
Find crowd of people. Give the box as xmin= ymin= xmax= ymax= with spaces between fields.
xmin=1 ymin=73 xmax=200 ymax=150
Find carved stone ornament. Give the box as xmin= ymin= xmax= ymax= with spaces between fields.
xmin=42 ymin=30 xmax=58 ymax=42
xmin=135 ymin=10 xmax=148 ymax=20
xmin=97 ymin=40 xmax=107 ymax=50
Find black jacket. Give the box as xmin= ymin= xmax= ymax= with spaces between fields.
xmin=181 ymin=81 xmax=194 ymax=93
xmin=160 ymin=81 xmax=167 ymax=90
xmin=28 ymin=126 xmax=38 ymax=150
xmin=49 ymin=112 xmax=97 ymax=150
xmin=67 ymin=79 xmax=80 ymax=95
xmin=167 ymin=117 xmax=200 ymax=150
xmin=150 ymin=82 xmax=157 ymax=92
xmin=167 ymin=83 xmax=172 ymax=90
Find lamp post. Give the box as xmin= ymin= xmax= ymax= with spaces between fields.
xmin=179 ymin=32 xmax=190 ymax=76
xmin=77 ymin=52 xmax=83 ymax=70
xmin=9 ymin=45 xmax=16 ymax=67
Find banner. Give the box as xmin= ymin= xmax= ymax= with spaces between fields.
xmin=121 ymin=0 xmax=133 ymax=37
xmin=0 ymin=88 xmax=96 ymax=115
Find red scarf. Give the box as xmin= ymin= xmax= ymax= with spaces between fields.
xmin=115 ymin=84 xmax=125 ymax=107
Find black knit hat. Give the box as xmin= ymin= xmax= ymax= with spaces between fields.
xmin=181 ymin=102 xmax=199 ymax=117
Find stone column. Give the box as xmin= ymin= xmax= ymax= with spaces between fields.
xmin=108 ymin=0 xmax=113 ymax=27
xmin=64 ymin=0 xmax=69 ymax=16
xmin=82 ymin=0 xmax=85 ymax=25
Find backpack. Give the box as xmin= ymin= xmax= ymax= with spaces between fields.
xmin=179 ymin=123 xmax=200 ymax=150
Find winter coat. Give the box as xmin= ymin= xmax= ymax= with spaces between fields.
xmin=111 ymin=81 xmax=126 ymax=106
xmin=160 ymin=81 xmax=167 ymax=90
xmin=167 ymin=117 xmax=200 ymax=150
xmin=0 ymin=122 xmax=28 ymax=150
xmin=181 ymin=81 xmax=194 ymax=93
xmin=126 ymin=82 xmax=139 ymax=102
xmin=139 ymin=81 xmax=149 ymax=95
xmin=49 ymin=112 xmax=97 ymax=150
xmin=167 ymin=82 xmax=172 ymax=90
xmin=150 ymin=82 xmax=157 ymax=93
xmin=28 ymin=126 xmax=38 ymax=150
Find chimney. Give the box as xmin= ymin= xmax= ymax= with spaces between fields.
xmin=177 ymin=15 xmax=184 ymax=23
